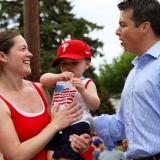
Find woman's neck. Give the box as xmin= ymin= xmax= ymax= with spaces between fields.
xmin=0 ymin=73 xmax=25 ymax=92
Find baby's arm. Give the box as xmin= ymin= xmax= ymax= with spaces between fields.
xmin=71 ymin=78 xmax=100 ymax=111
xmin=40 ymin=72 xmax=74 ymax=88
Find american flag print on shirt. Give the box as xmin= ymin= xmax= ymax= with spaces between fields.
xmin=51 ymin=81 xmax=77 ymax=109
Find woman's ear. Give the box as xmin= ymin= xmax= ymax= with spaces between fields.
xmin=0 ymin=51 xmax=7 ymax=63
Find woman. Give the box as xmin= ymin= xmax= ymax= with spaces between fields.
xmin=0 ymin=30 xmax=90 ymax=160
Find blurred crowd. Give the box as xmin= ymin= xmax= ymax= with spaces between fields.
xmin=82 ymin=131 xmax=128 ymax=160
xmin=93 ymin=136 xmax=128 ymax=160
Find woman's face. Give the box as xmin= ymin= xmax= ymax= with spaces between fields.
xmin=4 ymin=35 xmax=33 ymax=77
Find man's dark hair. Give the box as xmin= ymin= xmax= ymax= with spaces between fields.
xmin=118 ymin=0 xmax=160 ymax=36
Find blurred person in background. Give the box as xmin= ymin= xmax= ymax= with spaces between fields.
xmin=93 ymin=138 xmax=105 ymax=160
xmin=99 ymin=141 xmax=126 ymax=160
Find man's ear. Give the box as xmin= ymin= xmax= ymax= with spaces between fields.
xmin=0 ymin=51 xmax=7 ymax=63
xmin=141 ymin=21 xmax=151 ymax=33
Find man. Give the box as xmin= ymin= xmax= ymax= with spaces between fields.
xmin=93 ymin=0 xmax=160 ymax=160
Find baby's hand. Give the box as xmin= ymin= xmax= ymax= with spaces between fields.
xmin=71 ymin=77 xmax=85 ymax=93
xmin=59 ymin=71 xmax=74 ymax=81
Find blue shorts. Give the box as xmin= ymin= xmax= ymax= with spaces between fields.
xmin=46 ymin=122 xmax=90 ymax=160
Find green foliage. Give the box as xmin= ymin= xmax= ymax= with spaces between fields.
xmin=99 ymin=52 xmax=135 ymax=96
xmin=0 ymin=0 xmax=103 ymax=71
xmin=38 ymin=0 xmax=104 ymax=73
xmin=0 ymin=0 xmax=23 ymax=31
xmin=92 ymin=90 xmax=116 ymax=115
xmin=0 ymin=0 xmax=117 ymax=115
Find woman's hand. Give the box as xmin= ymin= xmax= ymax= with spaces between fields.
xmin=69 ymin=133 xmax=91 ymax=153
xmin=50 ymin=102 xmax=82 ymax=132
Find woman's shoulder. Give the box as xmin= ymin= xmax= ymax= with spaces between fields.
xmin=30 ymin=81 xmax=51 ymax=106
xmin=0 ymin=96 xmax=11 ymax=118
xmin=24 ymin=80 xmax=43 ymax=90
xmin=31 ymin=81 xmax=43 ymax=88
xmin=24 ymin=80 xmax=51 ymax=108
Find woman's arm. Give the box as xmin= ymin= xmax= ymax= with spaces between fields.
xmin=0 ymin=97 xmax=82 ymax=160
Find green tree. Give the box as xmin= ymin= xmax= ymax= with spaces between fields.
xmin=97 ymin=52 xmax=135 ymax=114
xmin=0 ymin=0 xmax=103 ymax=73
xmin=99 ymin=52 xmax=135 ymax=97
xmin=0 ymin=0 xmax=115 ymax=115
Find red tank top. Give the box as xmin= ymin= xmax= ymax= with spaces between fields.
xmin=0 ymin=82 xmax=51 ymax=160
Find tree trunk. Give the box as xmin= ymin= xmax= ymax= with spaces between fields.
xmin=23 ymin=0 xmax=40 ymax=81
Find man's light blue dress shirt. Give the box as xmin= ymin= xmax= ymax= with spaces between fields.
xmin=93 ymin=41 xmax=160 ymax=159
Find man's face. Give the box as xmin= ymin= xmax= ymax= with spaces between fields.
xmin=116 ymin=9 xmax=143 ymax=55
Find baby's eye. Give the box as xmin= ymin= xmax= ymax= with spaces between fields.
xmin=71 ymin=61 xmax=80 ymax=65
xmin=60 ymin=61 xmax=80 ymax=66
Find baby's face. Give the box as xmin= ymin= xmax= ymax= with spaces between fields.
xmin=60 ymin=58 xmax=90 ymax=78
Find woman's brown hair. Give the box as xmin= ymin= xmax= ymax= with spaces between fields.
xmin=0 ymin=30 xmax=20 ymax=54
